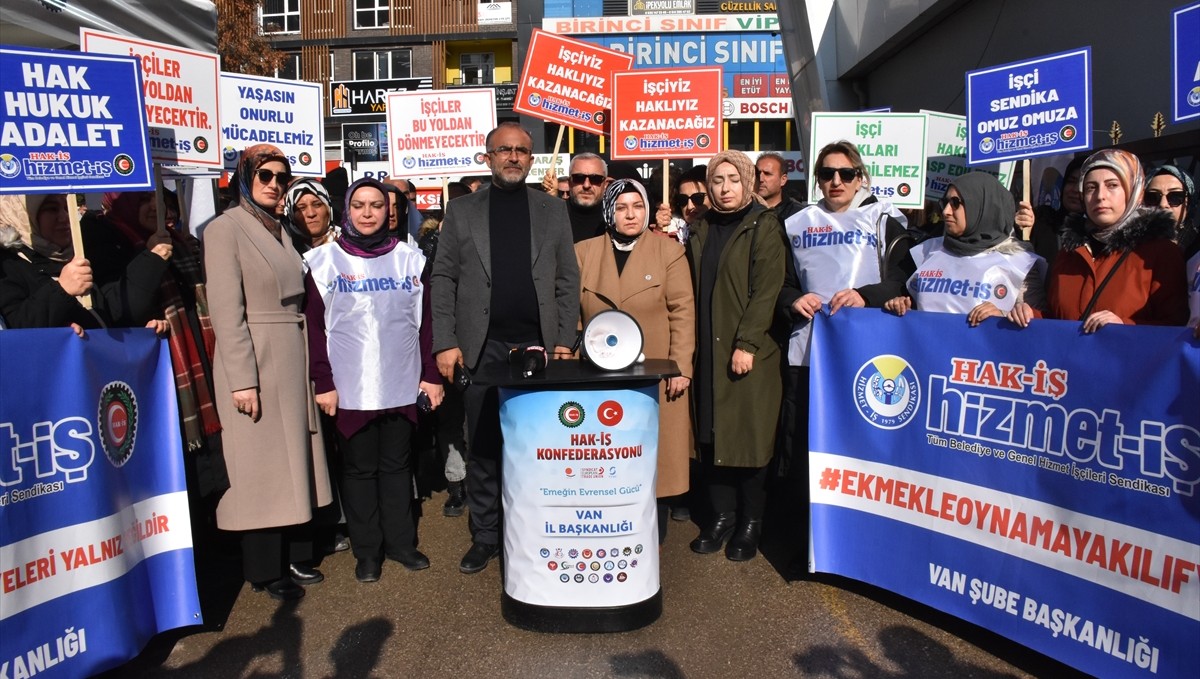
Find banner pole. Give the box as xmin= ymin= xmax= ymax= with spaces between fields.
xmin=661 ymin=159 xmax=669 ymax=212
xmin=66 ymin=191 xmax=92 ymax=310
xmin=545 ymin=124 xmax=567 ymax=194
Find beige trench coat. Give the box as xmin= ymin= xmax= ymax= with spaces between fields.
xmin=576 ymin=233 xmax=695 ymax=497
xmin=204 ymin=207 xmax=331 ymax=531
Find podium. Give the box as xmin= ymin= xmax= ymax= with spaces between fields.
xmin=474 ymin=358 xmax=679 ymax=633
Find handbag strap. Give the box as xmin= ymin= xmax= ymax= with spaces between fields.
xmin=1079 ymin=248 xmax=1134 ymax=321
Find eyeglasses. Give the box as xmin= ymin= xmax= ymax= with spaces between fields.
xmin=673 ymin=192 xmax=707 ymax=209
xmin=1143 ymin=189 xmax=1187 ymax=208
xmin=255 ymin=169 xmax=292 ymax=186
xmin=815 ymin=167 xmax=860 ymax=183
xmin=570 ymin=173 xmax=606 ymax=186
xmin=489 ymin=145 xmax=532 ymax=158
xmin=939 ymin=195 xmax=965 ymax=211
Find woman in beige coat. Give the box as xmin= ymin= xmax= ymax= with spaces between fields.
xmin=205 ymin=144 xmax=332 ymax=601
xmin=576 ymin=178 xmax=695 ymax=544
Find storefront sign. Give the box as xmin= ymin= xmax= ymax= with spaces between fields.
xmin=631 ymin=0 xmax=694 ymax=15
xmin=611 ymin=67 xmax=722 ymax=160
xmin=543 ymin=13 xmax=779 ymax=34
xmin=219 ymin=72 xmax=324 ymax=176
xmin=922 ymin=110 xmax=1014 ymax=201
xmin=385 ymin=88 xmax=494 ymax=178
xmin=0 ymin=46 xmax=153 ymax=194
xmin=966 ymin=48 xmax=1092 ymax=165
xmin=514 ymin=30 xmax=633 ymax=135
xmin=342 ymin=123 xmax=389 ymax=163
xmin=478 ymin=2 xmax=512 ymax=25
xmin=329 ymin=77 xmax=432 ymax=116
xmin=80 ymin=28 xmax=221 ymax=168
xmin=809 ymin=112 xmax=928 ymax=209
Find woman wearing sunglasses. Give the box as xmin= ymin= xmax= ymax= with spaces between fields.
xmin=1144 ymin=165 xmax=1196 ymax=258
xmin=204 ymin=144 xmax=332 ymax=601
xmin=884 ymin=172 xmax=1046 ymax=325
xmin=1007 ymin=149 xmax=1187 ymax=332
xmin=303 ymin=178 xmax=443 ymax=584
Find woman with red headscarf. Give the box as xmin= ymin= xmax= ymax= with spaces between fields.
xmin=203 ymin=144 xmax=332 ymax=601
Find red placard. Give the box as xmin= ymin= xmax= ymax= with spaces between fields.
xmin=770 ymin=74 xmax=792 ymax=97
xmin=734 ymin=74 xmax=769 ymax=98
xmin=513 ymin=29 xmax=634 ymax=135
xmin=610 ymin=67 xmax=723 ymax=160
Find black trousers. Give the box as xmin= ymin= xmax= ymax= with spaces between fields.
xmin=462 ymin=338 xmax=528 ymax=545
xmin=337 ymin=413 xmax=416 ymax=560
xmin=241 ymin=526 xmax=313 ymax=584
xmin=777 ymin=366 xmax=810 ymax=479
xmin=698 ymin=444 xmax=769 ymax=524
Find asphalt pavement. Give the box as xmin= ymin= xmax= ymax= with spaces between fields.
xmin=104 ymin=487 xmax=1090 ymax=678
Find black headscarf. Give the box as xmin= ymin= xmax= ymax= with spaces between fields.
xmin=340 ymin=178 xmax=394 ymax=253
xmin=944 ymin=172 xmax=1014 ymax=256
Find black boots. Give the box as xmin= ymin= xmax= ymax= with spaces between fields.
xmin=725 ymin=519 xmax=763 ymax=561
xmin=443 ymin=481 xmax=466 ymax=517
xmin=689 ymin=512 xmax=737 ymax=553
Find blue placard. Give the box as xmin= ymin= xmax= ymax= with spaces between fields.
xmin=809 ymin=309 xmax=1199 ymax=679
xmin=966 ymin=48 xmax=1092 ymax=165
xmin=0 ymin=45 xmax=153 ymax=194
xmin=0 ymin=329 xmax=200 ymax=678
xmin=1174 ymin=3 xmax=1200 ymax=123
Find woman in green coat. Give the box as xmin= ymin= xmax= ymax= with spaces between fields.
xmin=687 ymin=150 xmax=787 ymax=561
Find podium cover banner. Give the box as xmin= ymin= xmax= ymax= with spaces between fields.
xmin=500 ymin=386 xmax=659 ymax=608
xmin=809 ymin=309 xmax=1199 ymax=679
xmin=0 ymin=329 xmax=199 ymax=678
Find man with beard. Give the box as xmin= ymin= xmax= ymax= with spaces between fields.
xmin=565 ymin=152 xmax=610 ymax=243
xmin=431 ymin=122 xmax=580 ymax=574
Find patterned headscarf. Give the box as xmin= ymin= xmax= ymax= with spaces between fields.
xmin=1146 ymin=165 xmax=1195 ymax=215
xmin=706 ymin=150 xmax=761 ymax=213
xmin=340 ymin=178 xmax=394 ymax=253
xmin=1079 ymin=149 xmax=1144 ymax=240
xmin=601 ymin=179 xmax=650 ymax=252
xmin=282 ymin=177 xmax=334 ymax=244
xmin=943 ymin=172 xmax=1015 ymax=256
xmin=237 ymin=143 xmax=290 ymax=239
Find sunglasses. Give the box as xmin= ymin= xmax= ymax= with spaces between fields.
xmin=673 ymin=192 xmax=707 ymax=209
xmin=255 ymin=169 xmax=292 ymax=186
xmin=815 ymin=167 xmax=860 ymax=183
xmin=570 ymin=173 xmax=606 ymax=186
xmin=1143 ymin=189 xmax=1187 ymax=208
xmin=939 ymin=195 xmax=965 ymax=211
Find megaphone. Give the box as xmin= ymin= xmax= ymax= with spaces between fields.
xmin=581 ymin=309 xmax=644 ymax=371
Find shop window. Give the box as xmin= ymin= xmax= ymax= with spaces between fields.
xmin=354 ymin=49 xmax=413 ymax=80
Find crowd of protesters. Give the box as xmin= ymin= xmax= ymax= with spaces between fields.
xmin=1 ymin=126 xmax=1196 ymax=602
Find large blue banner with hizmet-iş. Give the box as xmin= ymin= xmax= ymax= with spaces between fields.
xmin=1173 ymin=2 xmax=1200 ymax=123
xmin=966 ymin=47 xmax=1092 ymax=165
xmin=808 ymin=309 xmax=1199 ymax=679
xmin=0 ymin=329 xmax=200 ymax=678
xmin=0 ymin=45 xmax=153 ymax=194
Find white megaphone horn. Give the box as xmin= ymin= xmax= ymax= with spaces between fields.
xmin=581 ymin=309 xmax=645 ymax=371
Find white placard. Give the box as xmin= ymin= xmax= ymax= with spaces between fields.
xmin=219 ymin=73 xmax=325 ymax=176
xmin=385 ymin=88 xmax=496 ymax=179
xmin=922 ymin=110 xmax=1014 ymax=201
xmin=809 ymin=112 xmax=928 ymax=209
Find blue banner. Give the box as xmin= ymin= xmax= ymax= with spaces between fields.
xmin=966 ymin=48 xmax=1092 ymax=165
xmin=0 ymin=45 xmax=153 ymax=194
xmin=0 ymin=329 xmax=199 ymax=678
xmin=809 ymin=309 xmax=1199 ymax=679
xmin=1174 ymin=3 xmax=1200 ymax=123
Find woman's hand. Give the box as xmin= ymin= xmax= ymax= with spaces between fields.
xmin=145 ymin=318 xmax=169 ymax=335
xmin=967 ymin=301 xmax=1002 ymax=327
xmin=314 ymin=389 xmax=337 ymax=417
xmin=233 ymin=388 xmax=261 ymax=422
xmin=58 ymin=258 xmax=93 ymax=296
xmin=666 ymin=376 xmax=690 ymax=400
xmin=829 ymin=288 xmax=865 ymax=314
xmin=1006 ymin=302 xmax=1035 ymax=328
xmin=1082 ymin=310 xmax=1123 ymax=334
xmin=150 ymin=242 xmax=173 ymax=261
xmin=69 ymin=322 xmax=86 ymax=338
xmin=883 ymin=296 xmax=913 ymax=316
xmin=552 ymin=345 xmax=574 ymax=359
xmin=419 ymin=381 xmax=444 ymax=410
xmin=791 ymin=292 xmax=823 ymax=320
xmin=1015 ymin=200 xmax=1035 ymax=234
xmin=655 ymin=204 xmax=673 ymax=232
xmin=731 ymin=348 xmax=754 ymax=375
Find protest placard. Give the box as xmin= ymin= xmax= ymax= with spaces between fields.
xmin=514 ymin=30 xmax=633 ymax=135
xmin=219 ymin=73 xmax=324 ymax=176
xmin=1173 ymin=3 xmax=1200 ymax=123
xmin=966 ymin=48 xmax=1092 ymax=166
xmin=80 ymin=28 xmax=221 ymax=168
xmin=0 ymin=46 xmax=152 ymax=194
xmin=809 ymin=112 xmax=927 ymax=209
xmin=385 ymin=88 xmax=495 ymax=179
xmin=611 ymin=67 xmax=722 ymax=160
xmin=921 ymin=110 xmax=1013 ymax=201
